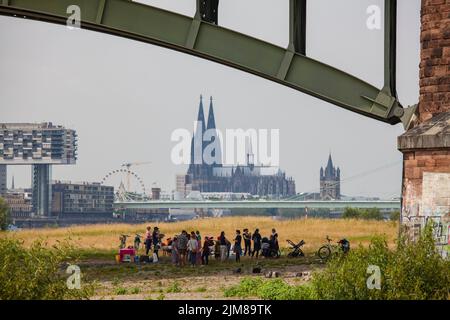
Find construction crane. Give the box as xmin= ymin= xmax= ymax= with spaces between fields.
xmin=121 ymin=161 xmax=152 ymax=192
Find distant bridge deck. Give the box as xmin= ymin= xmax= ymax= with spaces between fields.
xmin=114 ymin=200 xmax=401 ymax=210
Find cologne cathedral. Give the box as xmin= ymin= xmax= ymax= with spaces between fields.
xmin=181 ymin=96 xmax=296 ymax=198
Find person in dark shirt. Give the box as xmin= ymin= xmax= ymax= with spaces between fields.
xmin=219 ymin=231 xmax=227 ymax=261
xmin=234 ymin=230 xmax=242 ymax=262
xmin=201 ymin=237 xmax=213 ymax=265
xmin=177 ymin=230 xmax=188 ymax=267
xmin=270 ymin=228 xmax=279 ymax=252
xmin=145 ymin=226 xmax=152 ymax=255
xmin=152 ymin=227 xmax=160 ymax=259
xmin=243 ymin=228 xmax=252 ymax=256
xmin=251 ymin=228 xmax=262 ymax=259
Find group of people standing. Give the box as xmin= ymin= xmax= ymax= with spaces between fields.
xmin=169 ymin=230 xmax=214 ymax=267
xmin=139 ymin=226 xmax=162 ymax=259
xmin=136 ymin=226 xmax=280 ymax=267
xmin=224 ymin=228 xmax=279 ymax=262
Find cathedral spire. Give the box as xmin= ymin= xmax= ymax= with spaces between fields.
xmin=190 ymin=95 xmax=206 ymax=165
xmin=207 ymin=96 xmax=216 ymax=130
xmin=325 ymin=152 xmax=334 ymax=177
xmin=206 ymin=96 xmax=222 ymax=167
xmin=197 ymin=94 xmax=206 ymax=131
xmin=11 ymin=175 xmax=14 ymax=190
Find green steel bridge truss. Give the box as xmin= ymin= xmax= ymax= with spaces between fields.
xmin=0 ymin=0 xmax=417 ymax=128
xmin=114 ymin=200 xmax=401 ymax=210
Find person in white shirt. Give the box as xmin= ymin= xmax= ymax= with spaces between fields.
xmin=187 ymin=231 xmax=199 ymax=266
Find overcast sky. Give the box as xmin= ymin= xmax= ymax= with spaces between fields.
xmin=0 ymin=0 xmax=420 ymax=198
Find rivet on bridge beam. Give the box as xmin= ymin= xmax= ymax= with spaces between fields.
xmin=197 ymin=0 xmax=219 ymax=25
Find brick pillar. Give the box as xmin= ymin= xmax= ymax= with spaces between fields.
xmin=397 ymin=0 xmax=450 ymax=255
xmin=418 ymin=0 xmax=450 ymax=123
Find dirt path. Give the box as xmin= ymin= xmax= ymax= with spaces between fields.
xmin=85 ymin=258 xmax=319 ymax=300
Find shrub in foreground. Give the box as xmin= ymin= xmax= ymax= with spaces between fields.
xmin=313 ymin=225 xmax=450 ymax=300
xmin=0 ymin=237 xmax=94 ymax=300
xmin=224 ymin=225 xmax=450 ymax=300
xmin=0 ymin=197 xmax=11 ymax=231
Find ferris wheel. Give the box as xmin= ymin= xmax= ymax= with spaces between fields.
xmin=101 ymin=167 xmax=147 ymax=201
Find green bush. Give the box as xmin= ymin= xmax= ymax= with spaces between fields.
xmin=0 ymin=197 xmax=11 ymax=230
xmin=115 ymin=287 xmax=127 ymax=295
xmin=390 ymin=211 xmax=400 ymax=221
xmin=342 ymin=207 xmax=383 ymax=220
xmin=0 ymin=237 xmax=94 ymax=300
xmin=156 ymin=293 xmax=165 ymax=300
xmin=342 ymin=207 xmax=360 ymax=219
xmin=224 ymin=225 xmax=450 ymax=300
xmin=224 ymin=277 xmax=315 ymax=300
xmin=258 ymin=279 xmax=316 ymax=300
xmin=223 ymin=277 xmax=263 ymax=298
xmin=166 ymin=281 xmax=182 ymax=293
xmin=131 ymin=287 xmax=141 ymax=294
xmin=312 ymin=225 xmax=450 ymax=300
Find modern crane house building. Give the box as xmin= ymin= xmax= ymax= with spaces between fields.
xmin=0 ymin=122 xmax=77 ymax=164
xmin=0 ymin=123 xmax=77 ymax=217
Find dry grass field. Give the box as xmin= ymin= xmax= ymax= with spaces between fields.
xmin=0 ymin=217 xmax=403 ymax=299
xmin=3 ymin=217 xmax=399 ymax=254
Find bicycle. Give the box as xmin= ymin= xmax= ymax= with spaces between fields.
xmin=317 ymin=236 xmax=339 ymax=260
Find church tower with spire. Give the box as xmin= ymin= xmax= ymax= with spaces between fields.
xmin=187 ymin=95 xmax=213 ymax=191
xmin=181 ymin=94 xmax=296 ymax=197
xmin=320 ymin=153 xmax=341 ymax=200
xmin=206 ymin=96 xmax=222 ymax=167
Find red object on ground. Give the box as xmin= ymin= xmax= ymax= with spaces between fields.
xmin=119 ymin=248 xmax=136 ymax=262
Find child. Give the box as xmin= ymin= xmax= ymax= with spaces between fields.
xmin=134 ymin=234 xmax=141 ymax=252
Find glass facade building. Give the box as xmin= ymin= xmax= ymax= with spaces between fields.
xmin=51 ymin=181 xmax=114 ymax=215
xmin=0 ymin=122 xmax=77 ymax=164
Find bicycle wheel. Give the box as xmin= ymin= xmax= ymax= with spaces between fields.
xmin=318 ymin=246 xmax=331 ymax=260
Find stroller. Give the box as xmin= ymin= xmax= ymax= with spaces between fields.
xmin=286 ymin=239 xmax=305 ymax=258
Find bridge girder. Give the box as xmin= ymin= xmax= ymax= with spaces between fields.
xmin=0 ymin=0 xmax=415 ymax=127
xmin=114 ymin=200 xmax=401 ymax=210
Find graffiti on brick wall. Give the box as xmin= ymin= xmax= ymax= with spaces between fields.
xmin=402 ymin=179 xmax=420 ymax=217
xmin=402 ymin=172 xmax=450 ymax=258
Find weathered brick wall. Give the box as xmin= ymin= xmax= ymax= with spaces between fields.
xmin=419 ymin=0 xmax=450 ymax=123
xmin=398 ymin=1 xmax=450 ymax=255
xmin=402 ymin=149 xmax=450 ymax=257
xmin=402 ymin=149 xmax=450 ymax=216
